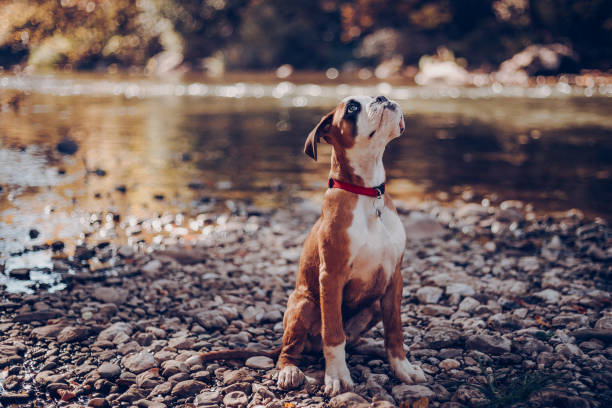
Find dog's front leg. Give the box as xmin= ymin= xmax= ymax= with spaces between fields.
xmin=382 ymin=263 xmax=426 ymax=384
xmin=320 ymin=267 xmax=354 ymax=396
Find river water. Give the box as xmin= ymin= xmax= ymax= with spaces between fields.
xmin=1 ymin=73 xmax=611 ymax=291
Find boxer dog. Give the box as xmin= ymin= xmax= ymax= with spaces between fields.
xmin=276 ymin=95 xmax=426 ymax=395
xmin=187 ymin=96 xmax=426 ymax=396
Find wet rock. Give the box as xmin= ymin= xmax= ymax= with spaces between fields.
xmin=98 ymin=362 xmax=121 ymax=379
xmin=245 ymin=356 xmax=274 ymax=369
xmin=466 ymin=334 xmax=511 ymax=355
xmin=392 ymin=384 xmax=435 ymax=401
xmin=122 ymin=351 xmax=156 ymax=373
xmin=329 ymin=392 xmax=369 ymax=408
xmin=34 ymin=370 xmax=66 ymax=387
xmin=57 ymin=326 xmax=91 ymax=343
xmin=223 ymin=391 xmax=248 ymax=408
xmin=416 ymin=286 xmax=444 ymax=304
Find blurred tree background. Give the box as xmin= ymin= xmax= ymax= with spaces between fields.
xmin=0 ymin=0 xmax=610 ymax=74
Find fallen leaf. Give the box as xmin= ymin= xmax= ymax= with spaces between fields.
xmin=535 ymin=315 xmax=550 ymax=327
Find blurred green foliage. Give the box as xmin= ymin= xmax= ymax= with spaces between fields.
xmin=0 ymin=0 xmax=610 ymax=71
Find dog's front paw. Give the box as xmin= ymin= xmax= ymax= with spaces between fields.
xmin=324 ymin=362 xmax=354 ymax=396
xmin=277 ymin=365 xmax=305 ymax=389
xmin=390 ymin=357 xmax=427 ymax=384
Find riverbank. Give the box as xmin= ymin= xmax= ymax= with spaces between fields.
xmin=1 ymin=198 xmax=610 ymax=407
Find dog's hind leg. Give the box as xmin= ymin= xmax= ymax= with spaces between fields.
xmin=277 ymin=290 xmax=319 ymax=390
xmin=344 ymin=301 xmax=381 ymax=346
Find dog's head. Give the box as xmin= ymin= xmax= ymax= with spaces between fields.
xmin=304 ymin=95 xmax=404 ymax=161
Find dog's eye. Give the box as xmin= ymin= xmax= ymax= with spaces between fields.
xmin=346 ymin=102 xmax=360 ymax=114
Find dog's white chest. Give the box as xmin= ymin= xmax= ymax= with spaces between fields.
xmin=346 ymin=196 xmax=406 ymax=283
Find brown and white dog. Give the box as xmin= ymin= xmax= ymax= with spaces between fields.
xmin=276 ymin=95 xmax=426 ymax=395
xmin=187 ymin=96 xmax=426 ymax=396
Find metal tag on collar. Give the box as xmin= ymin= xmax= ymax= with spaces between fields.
xmin=374 ymin=187 xmax=383 ymax=199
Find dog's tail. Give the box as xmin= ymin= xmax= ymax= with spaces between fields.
xmin=186 ymin=346 xmax=282 ymax=366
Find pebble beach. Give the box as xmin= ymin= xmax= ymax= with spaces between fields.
xmin=1 ymin=197 xmax=610 ymax=408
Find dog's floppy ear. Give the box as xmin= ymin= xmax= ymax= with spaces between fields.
xmin=304 ymin=110 xmax=334 ymax=161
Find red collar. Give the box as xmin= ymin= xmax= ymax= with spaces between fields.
xmin=328 ymin=178 xmax=385 ymax=197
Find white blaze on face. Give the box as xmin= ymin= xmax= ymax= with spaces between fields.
xmin=339 ymin=95 xmax=404 ymax=186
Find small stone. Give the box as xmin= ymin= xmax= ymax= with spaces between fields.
xmin=329 ymin=392 xmax=369 ymax=408
xmin=595 ymin=316 xmax=612 ymax=330
xmin=458 ymin=297 xmax=480 ymax=312
xmin=423 ymin=328 xmax=464 ymax=349
xmin=392 ymin=384 xmax=435 ymax=401
xmin=142 ymin=260 xmax=162 ymax=277
xmin=32 ymin=323 xmax=68 ymax=339
xmin=223 ymin=391 xmax=248 ymax=408
xmin=171 ymin=380 xmax=206 ymax=397
xmin=122 ymin=351 xmax=156 ymax=373
xmin=194 ymin=311 xmax=229 ymax=330
xmin=150 ymin=381 xmax=173 ymax=396
xmin=245 ymin=356 xmax=274 ymax=369
xmin=466 ymin=334 xmax=511 ymax=355
xmin=439 ymin=359 xmax=461 ymax=370
xmin=195 ymin=390 xmax=222 ymax=406
xmin=93 ymin=287 xmax=128 ymax=305
xmin=98 ymin=363 xmax=121 ymax=379
xmin=88 ymin=397 xmax=109 ymax=407
xmin=416 ymin=286 xmax=444 ymax=304
xmin=223 ymin=368 xmax=255 ymax=385
xmin=534 ymin=289 xmax=561 ymax=304
xmin=57 ymin=326 xmax=91 ymax=343
xmin=555 ymin=343 xmax=584 ymax=359
xmin=160 ymin=360 xmax=189 ymax=377
xmin=8 ymin=268 xmax=30 ymax=280
xmin=422 ymin=305 xmax=454 ymax=316
xmin=168 ymin=336 xmax=195 ymax=350
xmin=118 ymin=245 xmax=135 ymax=258
xmin=446 ymin=283 xmax=475 ymax=297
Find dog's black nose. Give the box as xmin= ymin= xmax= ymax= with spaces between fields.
xmin=375 ymin=95 xmax=388 ymax=103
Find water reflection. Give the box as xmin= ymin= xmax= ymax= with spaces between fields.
xmin=1 ymin=75 xmax=611 ymax=288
